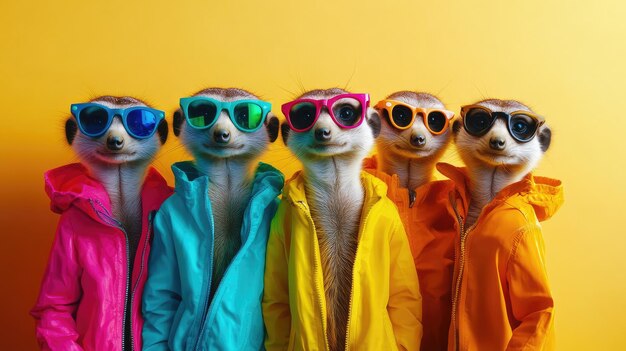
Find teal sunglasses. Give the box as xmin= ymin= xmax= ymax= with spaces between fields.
xmin=180 ymin=97 xmax=271 ymax=132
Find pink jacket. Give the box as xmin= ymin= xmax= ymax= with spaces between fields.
xmin=31 ymin=163 xmax=172 ymax=351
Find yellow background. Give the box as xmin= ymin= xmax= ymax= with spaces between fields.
xmin=1 ymin=0 xmax=624 ymax=349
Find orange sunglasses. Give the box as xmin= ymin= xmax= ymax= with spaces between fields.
xmin=374 ymin=99 xmax=455 ymax=135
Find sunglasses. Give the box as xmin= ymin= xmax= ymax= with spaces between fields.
xmin=460 ymin=105 xmax=545 ymax=143
xmin=281 ymin=93 xmax=370 ymax=132
xmin=375 ymin=99 xmax=455 ymax=135
xmin=179 ymin=97 xmax=271 ymax=133
xmin=71 ymin=103 xmax=165 ymax=139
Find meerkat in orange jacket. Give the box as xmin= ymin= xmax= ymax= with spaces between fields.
xmin=363 ymin=91 xmax=455 ymax=351
xmin=444 ymin=99 xmax=563 ymax=350
xmin=364 ymin=91 xmax=456 ymax=351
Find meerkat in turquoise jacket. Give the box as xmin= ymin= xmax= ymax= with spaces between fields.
xmin=142 ymin=88 xmax=284 ymax=350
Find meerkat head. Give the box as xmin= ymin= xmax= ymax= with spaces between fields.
xmin=65 ymin=96 xmax=168 ymax=169
xmin=172 ymin=87 xmax=279 ymax=161
xmin=452 ymin=99 xmax=551 ymax=174
xmin=375 ymin=91 xmax=453 ymax=162
xmin=280 ymin=88 xmax=381 ymax=163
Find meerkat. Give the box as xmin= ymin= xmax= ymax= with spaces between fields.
xmin=62 ymin=95 xmax=169 ymax=351
xmin=172 ymin=87 xmax=279 ymax=299
xmin=66 ymin=95 xmax=168 ymax=261
xmin=374 ymin=91 xmax=453 ymax=201
xmin=281 ymin=88 xmax=381 ymax=350
xmin=369 ymin=91 xmax=456 ymax=351
xmin=444 ymin=100 xmax=559 ymax=350
xmin=452 ymin=99 xmax=551 ymax=227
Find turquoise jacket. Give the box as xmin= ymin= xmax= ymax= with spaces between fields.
xmin=142 ymin=161 xmax=284 ymax=351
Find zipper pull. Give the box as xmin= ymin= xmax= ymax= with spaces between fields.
xmin=408 ymin=189 xmax=416 ymax=208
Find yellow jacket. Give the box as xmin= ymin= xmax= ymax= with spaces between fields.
xmin=437 ymin=163 xmax=564 ymax=351
xmin=263 ymin=171 xmax=423 ymax=351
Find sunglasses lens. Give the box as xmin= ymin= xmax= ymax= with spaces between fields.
xmin=427 ymin=111 xmax=447 ymax=133
xmin=289 ymin=102 xmax=317 ymax=130
xmin=127 ymin=109 xmax=158 ymax=138
xmin=78 ymin=106 xmax=109 ymax=136
xmin=187 ymin=100 xmax=218 ymax=128
xmin=332 ymin=97 xmax=363 ymax=127
xmin=391 ymin=105 xmax=413 ymax=128
xmin=465 ymin=109 xmax=493 ymax=135
xmin=510 ymin=114 xmax=538 ymax=141
xmin=234 ymin=103 xmax=264 ymax=131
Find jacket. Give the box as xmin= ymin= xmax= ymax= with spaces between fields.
xmin=437 ymin=163 xmax=564 ymax=351
xmin=363 ymin=156 xmax=456 ymax=351
xmin=142 ymin=161 xmax=284 ymax=351
xmin=31 ymin=163 xmax=173 ymax=351
xmin=262 ymin=171 xmax=423 ymax=351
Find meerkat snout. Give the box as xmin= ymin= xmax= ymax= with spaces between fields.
xmin=106 ymin=134 xmax=124 ymax=151
xmin=489 ymin=136 xmax=506 ymax=151
xmin=410 ymin=132 xmax=426 ymax=148
xmin=213 ymin=126 xmax=232 ymax=144
xmin=314 ymin=126 xmax=332 ymax=142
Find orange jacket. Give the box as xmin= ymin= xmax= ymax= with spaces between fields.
xmin=437 ymin=163 xmax=564 ymax=351
xmin=364 ymin=156 xmax=456 ymax=351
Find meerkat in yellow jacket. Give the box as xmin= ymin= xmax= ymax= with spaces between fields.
xmin=263 ymin=89 xmax=422 ymax=351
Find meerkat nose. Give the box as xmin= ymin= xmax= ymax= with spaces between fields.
xmin=213 ymin=129 xmax=231 ymax=144
xmin=489 ymin=137 xmax=506 ymax=151
xmin=410 ymin=133 xmax=426 ymax=148
xmin=314 ymin=127 xmax=331 ymax=142
xmin=106 ymin=135 xmax=124 ymax=151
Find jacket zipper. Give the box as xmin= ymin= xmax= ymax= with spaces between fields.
xmin=89 ymin=199 xmax=133 ymax=351
xmin=193 ymin=209 xmax=215 ymax=351
xmin=344 ymin=202 xmax=375 ymax=351
xmin=129 ymin=210 xmax=156 ymax=351
xmin=193 ymin=189 xmax=266 ymax=350
xmin=297 ymin=201 xmax=331 ymax=351
xmin=450 ymin=199 xmax=477 ymax=351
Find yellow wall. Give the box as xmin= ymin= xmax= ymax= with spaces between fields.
xmin=1 ymin=0 xmax=624 ymax=349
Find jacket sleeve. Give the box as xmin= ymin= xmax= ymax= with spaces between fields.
xmin=30 ymin=214 xmax=84 ymax=351
xmin=262 ymin=203 xmax=291 ymax=351
xmin=506 ymin=224 xmax=554 ymax=351
xmin=142 ymin=209 xmax=181 ymax=351
xmin=387 ymin=214 xmax=423 ymax=351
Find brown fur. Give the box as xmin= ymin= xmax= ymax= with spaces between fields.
xmin=90 ymin=95 xmax=151 ymax=106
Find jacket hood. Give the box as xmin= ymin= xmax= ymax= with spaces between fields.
xmin=283 ymin=169 xmax=389 ymax=206
xmin=44 ymin=163 xmax=170 ymax=215
xmin=436 ymin=162 xmax=564 ymax=222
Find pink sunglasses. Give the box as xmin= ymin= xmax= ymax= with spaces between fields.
xmin=281 ymin=93 xmax=370 ymax=132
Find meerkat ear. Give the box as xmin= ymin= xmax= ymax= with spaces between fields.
xmin=173 ymin=109 xmax=184 ymax=137
xmin=452 ymin=119 xmax=462 ymax=134
xmin=539 ymin=125 xmax=552 ymax=152
xmin=367 ymin=108 xmax=381 ymax=138
xmin=157 ymin=119 xmax=168 ymax=145
xmin=65 ymin=119 xmax=77 ymax=145
xmin=378 ymin=107 xmax=392 ymax=125
xmin=280 ymin=122 xmax=291 ymax=144
xmin=266 ymin=114 xmax=279 ymax=143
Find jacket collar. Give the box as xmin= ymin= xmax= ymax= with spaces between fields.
xmin=283 ymin=169 xmax=388 ymax=210
xmin=436 ymin=162 xmax=563 ymax=222
xmin=171 ymin=160 xmax=284 ymax=241
xmin=45 ymin=163 xmax=171 ymax=221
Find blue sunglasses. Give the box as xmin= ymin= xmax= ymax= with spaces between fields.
xmin=180 ymin=97 xmax=271 ymax=132
xmin=71 ymin=103 xmax=165 ymax=139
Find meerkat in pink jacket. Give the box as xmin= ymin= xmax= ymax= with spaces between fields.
xmin=31 ymin=96 xmax=173 ymax=351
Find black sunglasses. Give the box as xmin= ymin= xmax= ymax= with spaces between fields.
xmin=460 ymin=105 xmax=545 ymax=143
